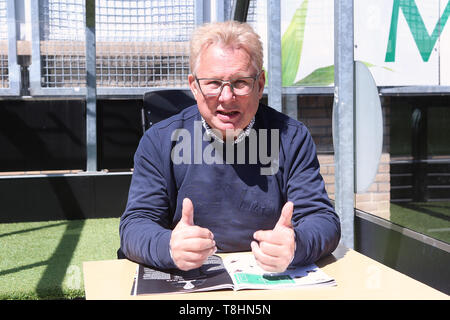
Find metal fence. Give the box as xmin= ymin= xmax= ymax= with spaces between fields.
xmin=3 ymin=0 xmax=318 ymax=98
xmin=3 ymin=0 xmax=450 ymax=98
xmin=29 ymin=0 xmax=204 ymax=96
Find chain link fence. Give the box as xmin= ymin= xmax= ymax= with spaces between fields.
xmin=30 ymin=0 xmax=199 ymax=95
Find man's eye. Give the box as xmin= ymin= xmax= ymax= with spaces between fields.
xmin=206 ymin=80 xmax=222 ymax=87
xmin=233 ymin=80 xmax=250 ymax=88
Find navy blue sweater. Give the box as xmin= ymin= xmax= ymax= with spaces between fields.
xmin=119 ymin=104 xmax=340 ymax=269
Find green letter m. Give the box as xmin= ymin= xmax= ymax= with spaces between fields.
xmin=385 ymin=0 xmax=450 ymax=62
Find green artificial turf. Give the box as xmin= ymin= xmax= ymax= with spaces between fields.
xmin=0 ymin=218 xmax=120 ymax=300
xmin=390 ymin=201 xmax=450 ymax=244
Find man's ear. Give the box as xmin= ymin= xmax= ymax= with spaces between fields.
xmin=188 ymin=74 xmax=199 ymax=96
xmin=257 ymin=71 xmax=266 ymax=98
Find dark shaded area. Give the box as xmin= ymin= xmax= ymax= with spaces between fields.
xmin=0 ymin=99 xmax=143 ymax=172
xmin=97 ymin=99 xmax=142 ymax=170
xmin=388 ymin=95 xmax=450 ymax=202
xmin=0 ymin=100 xmax=85 ymax=171
xmin=0 ymin=173 xmax=131 ymax=223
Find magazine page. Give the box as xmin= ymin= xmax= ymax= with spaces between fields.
xmin=132 ymin=255 xmax=234 ymax=295
xmin=222 ymin=253 xmax=336 ymax=290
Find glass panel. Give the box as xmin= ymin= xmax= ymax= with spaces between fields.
xmin=249 ymin=0 xmax=450 ymax=247
xmin=351 ymin=0 xmax=450 ymax=246
xmin=389 ymin=97 xmax=450 ymax=244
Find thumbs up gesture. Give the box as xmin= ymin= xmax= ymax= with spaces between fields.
xmin=251 ymin=201 xmax=296 ymax=273
xmin=170 ymin=198 xmax=217 ymax=271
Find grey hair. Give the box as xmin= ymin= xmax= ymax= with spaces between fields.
xmin=189 ymin=20 xmax=264 ymax=75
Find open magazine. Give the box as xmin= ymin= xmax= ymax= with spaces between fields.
xmin=131 ymin=253 xmax=335 ymax=295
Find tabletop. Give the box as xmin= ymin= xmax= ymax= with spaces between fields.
xmin=83 ymin=245 xmax=448 ymax=300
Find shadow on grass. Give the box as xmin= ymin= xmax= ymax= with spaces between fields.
xmin=1 ymin=108 xmax=86 ymax=299
xmin=0 ymin=222 xmax=68 ymax=239
xmin=35 ymin=220 xmax=86 ymax=299
xmin=0 ymin=220 xmax=86 ymax=299
xmin=34 ymin=177 xmax=88 ymax=299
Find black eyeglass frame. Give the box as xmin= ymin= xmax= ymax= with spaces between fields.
xmin=194 ymin=71 xmax=262 ymax=97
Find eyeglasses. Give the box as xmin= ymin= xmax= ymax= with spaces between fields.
xmin=195 ymin=72 xmax=261 ymax=97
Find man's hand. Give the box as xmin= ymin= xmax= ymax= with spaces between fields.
xmin=251 ymin=201 xmax=296 ymax=273
xmin=170 ymin=198 xmax=217 ymax=271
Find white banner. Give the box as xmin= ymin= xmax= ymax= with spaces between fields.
xmin=259 ymin=0 xmax=450 ymax=87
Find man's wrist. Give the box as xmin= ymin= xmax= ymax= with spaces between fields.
xmin=289 ymin=232 xmax=297 ymax=265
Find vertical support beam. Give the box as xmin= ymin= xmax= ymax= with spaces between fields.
xmin=223 ymin=0 xmax=232 ymax=21
xmin=195 ymin=0 xmax=205 ymax=25
xmin=214 ymin=0 xmax=225 ymax=22
xmin=267 ymin=0 xmax=282 ymax=112
xmin=7 ymin=0 xmax=20 ymax=95
xmin=284 ymin=94 xmax=298 ymax=120
xmin=334 ymin=0 xmax=355 ymax=249
xmin=232 ymin=0 xmax=250 ymax=22
xmin=85 ymin=0 xmax=97 ymax=172
xmin=29 ymin=0 xmax=42 ymax=96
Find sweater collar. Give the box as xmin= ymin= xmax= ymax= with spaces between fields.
xmin=200 ymin=116 xmax=256 ymax=144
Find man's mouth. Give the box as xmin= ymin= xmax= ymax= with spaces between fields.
xmin=217 ymin=110 xmax=239 ymax=116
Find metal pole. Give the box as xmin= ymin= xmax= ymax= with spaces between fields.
xmin=334 ymin=0 xmax=355 ymax=249
xmin=232 ymin=0 xmax=250 ymax=22
xmin=6 ymin=0 xmax=20 ymax=95
xmin=85 ymin=0 xmax=97 ymax=172
xmin=284 ymin=95 xmax=298 ymax=120
xmin=195 ymin=0 xmax=205 ymax=25
xmin=29 ymin=0 xmax=42 ymax=96
xmin=223 ymin=0 xmax=233 ymax=21
xmin=267 ymin=0 xmax=282 ymax=112
xmin=214 ymin=0 xmax=225 ymax=22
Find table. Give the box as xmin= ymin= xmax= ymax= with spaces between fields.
xmin=83 ymin=245 xmax=448 ymax=300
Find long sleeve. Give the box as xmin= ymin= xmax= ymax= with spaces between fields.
xmin=285 ymin=125 xmax=341 ymax=266
xmin=119 ymin=129 xmax=177 ymax=269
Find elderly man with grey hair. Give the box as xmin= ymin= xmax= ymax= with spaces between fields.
xmin=119 ymin=21 xmax=340 ymax=273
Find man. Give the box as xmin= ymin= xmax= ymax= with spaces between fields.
xmin=119 ymin=21 xmax=340 ymax=273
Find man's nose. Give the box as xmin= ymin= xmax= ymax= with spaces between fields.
xmin=219 ymin=83 xmax=235 ymax=101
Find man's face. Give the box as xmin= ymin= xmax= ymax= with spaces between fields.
xmin=188 ymin=44 xmax=265 ymax=139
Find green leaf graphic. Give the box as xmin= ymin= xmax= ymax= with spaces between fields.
xmin=294 ymin=62 xmax=394 ymax=86
xmin=295 ymin=65 xmax=335 ymax=86
xmin=281 ymin=0 xmax=308 ymax=86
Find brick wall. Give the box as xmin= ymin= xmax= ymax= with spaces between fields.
xmin=298 ymin=96 xmax=334 ymax=154
xmin=317 ymin=153 xmax=391 ymax=220
xmin=296 ymin=95 xmax=391 ymax=220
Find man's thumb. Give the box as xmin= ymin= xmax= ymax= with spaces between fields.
xmin=275 ymin=201 xmax=293 ymax=229
xmin=181 ymin=198 xmax=194 ymax=226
